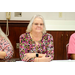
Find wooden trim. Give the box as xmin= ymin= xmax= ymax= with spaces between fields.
xmin=0 ymin=20 xmax=30 ymax=24
xmin=0 ymin=20 xmax=30 ymax=27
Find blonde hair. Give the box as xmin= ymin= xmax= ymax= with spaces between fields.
xmin=26 ymin=15 xmax=46 ymax=33
xmin=0 ymin=27 xmax=14 ymax=50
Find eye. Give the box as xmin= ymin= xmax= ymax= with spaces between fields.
xmin=40 ymin=23 xmax=44 ymax=26
xmin=34 ymin=23 xmax=38 ymax=25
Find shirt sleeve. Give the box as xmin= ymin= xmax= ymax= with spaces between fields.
xmin=2 ymin=38 xmax=14 ymax=60
xmin=19 ymin=35 xmax=25 ymax=61
xmin=68 ymin=33 xmax=75 ymax=54
xmin=46 ymin=34 xmax=54 ymax=61
xmin=19 ymin=34 xmax=35 ymax=62
xmin=4 ymin=44 xmax=13 ymax=60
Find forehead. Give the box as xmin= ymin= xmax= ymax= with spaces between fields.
xmin=33 ymin=17 xmax=43 ymax=23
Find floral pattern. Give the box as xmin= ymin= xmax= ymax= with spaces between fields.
xmin=0 ymin=37 xmax=14 ymax=60
xmin=19 ymin=32 xmax=54 ymax=62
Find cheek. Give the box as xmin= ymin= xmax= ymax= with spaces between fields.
xmin=32 ymin=26 xmax=36 ymax=31
xmin=41 ymin=27 xmax=44 ymax=30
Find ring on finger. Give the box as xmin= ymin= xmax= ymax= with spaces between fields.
xmin=24 ymin=55 xmax=26 ymax=57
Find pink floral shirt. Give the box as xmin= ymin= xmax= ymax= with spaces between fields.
xmin=19 ymin=32 xmax=54 ymax=62
xmin=0 ymin=37 xmax=13 ymax=60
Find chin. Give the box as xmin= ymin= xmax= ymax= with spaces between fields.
xmin=36 ymin=31 xmax=42 ymax=33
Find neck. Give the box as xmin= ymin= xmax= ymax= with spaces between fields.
xmin=31 ymin=31 xmax=42 ymax=37
xmin=30 ymin=31 xmax=43 ymax=42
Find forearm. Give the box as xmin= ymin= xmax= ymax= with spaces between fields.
xmin=22 ymin=53 xmax=44 ymax=62
xmin=34 ymin=57 xmax=40 ymax=62
xmin=71 ymin=54 xmax=75 ymax=60
xmin=30 ymin=53 xmax=45 ymax=62
xmin=31 ymin=53 xmax=46 ymax=62
xmin=0 ymin=51 xmax=6 ymax=59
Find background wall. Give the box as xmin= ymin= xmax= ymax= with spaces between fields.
xmin=0 ymin=12 xmax=75 ymax=30
xmin=1 ymin=12 xmax=75 ymax=20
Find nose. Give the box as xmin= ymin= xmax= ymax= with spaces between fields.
xmin=38 ymin=24 xmax=41 ymax=26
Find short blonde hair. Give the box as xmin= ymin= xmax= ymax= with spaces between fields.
xmin=26 ymin=15 xmax=46 ymax=33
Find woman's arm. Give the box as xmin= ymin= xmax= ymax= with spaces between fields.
xmin=3 ymin=45 xmax=13 ymax=60
xmin=71 ymin=54 xmax=75 ymax=60
xmin=34 ymin=54 xmax=51 ymax=62
xmin=19 ymin=35 xmax=31 ymax=61
xmin=0 ymin=51 xmax=6 ymax=59
xmin=23 ymin=53 xmax=45 ymax=61
xmin=46 ymin=34 xmax=54 ymax=61
xmin=0 ymin=38 xmax=13 ymax=60
xmin=0 ymin=46 xmax=13 ymax=60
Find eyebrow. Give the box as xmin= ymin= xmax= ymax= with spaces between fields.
xmin=33 ymin=23 xmax=44 ymax=24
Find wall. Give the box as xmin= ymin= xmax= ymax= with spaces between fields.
xmin=45 ymin=20 xmax=75 ymax=31
xmin=0 ymin=12 xmax=75 ymax=30
xmin=1 ymin=12 xmax=75 ymax=20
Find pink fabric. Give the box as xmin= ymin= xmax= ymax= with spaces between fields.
xmin=0 ymin=37 xmax=13 ymax=60
xmin=68 ymin=33 xmax=75 ymax=54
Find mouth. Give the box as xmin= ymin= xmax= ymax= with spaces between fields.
xmin=36 ymin=28 xmax=41 ymax=30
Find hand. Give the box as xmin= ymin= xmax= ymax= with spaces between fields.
xmin=38 ymin=54 xmax=52 ymax=62
xmin=39 ymin=54 xmax=46 ymax=58
xmin=23 ymin=53 xmax=36 ymax=61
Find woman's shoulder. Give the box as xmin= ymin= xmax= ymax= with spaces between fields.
xmin=19 ymin=32 xmax=30 ymax=39
xmin=70 ymin=33 xmax=75 ymax=39
xmin=43 ymin=33 xmax=53 ymax=38
xmin=0 ymin=37 xmax=6 ymax=41
xmin=0 ymin=37 xmax=9 ymax=45
xmin=43 ymin=33 xmax=53 ymax=41
xmin=71 ymin=33 xmax=75 ymax=36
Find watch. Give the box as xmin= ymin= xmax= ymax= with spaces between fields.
xmin=36 ymin=53 xmax=39 ymax=57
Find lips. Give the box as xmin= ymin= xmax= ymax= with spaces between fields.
xmin=36 ymin=28 xmax=41 ymax=30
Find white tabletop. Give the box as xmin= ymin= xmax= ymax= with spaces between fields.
xmin=15 ymin=60 xmax=75 ymax=62
xmin=51 ymin=60 xmax=75 ymax=62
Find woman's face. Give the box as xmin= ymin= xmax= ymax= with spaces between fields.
xmin=31 ymin=17 xmax=44 ymax=33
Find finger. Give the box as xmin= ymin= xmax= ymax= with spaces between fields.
xmin=23 ymin=54 xmax=28 ymax=60
xmin=49 ymin=57 xmax=51 ymax=60
xmin=24 ymin=56 xmax=28 ymax=61
xmin=46 ymin=57 xmax=51 ymax=61
xmin=48 ymin=60 xmax=51 ymax=62
xmin=24 ymin=54 xmax=26 ymax=57
xmin=23 ymin=56 xmax=27 ymax=60
xmin=26 ymin=57 xmax=30 ymax=61
xmin=43 ymin=54 xmax=46 ymax=57
xmin=46 ymin=57 xmax=51 ymax=59
xmin=49 ymin=57 xmax=52 ymax=62
xmin=24 ymin=54 xmax=31 ymax=61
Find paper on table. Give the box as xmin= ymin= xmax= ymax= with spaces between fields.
xmin=50 ymin=60 xmax=75 ymax=62
xmin=16 ymin=61 xmax=24 ymax=62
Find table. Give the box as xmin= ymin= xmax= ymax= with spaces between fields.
xmin=1 ymin=59 xmax=75 ymax=62
xmin=0 ymin=58 xmax=21 ymax=62
xmin=51 ymin=60 xmax=75 ymax=62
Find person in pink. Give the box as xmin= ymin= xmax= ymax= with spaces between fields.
xmin=68 ymin=33 xmax=75 ymax=59
xmin=0 ymin=27 xmax=14 ymax=60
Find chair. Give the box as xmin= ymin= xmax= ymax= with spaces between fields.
xmin=66 ymin=43 xmax=71 ymax=59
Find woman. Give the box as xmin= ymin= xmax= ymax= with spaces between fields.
xmin=0 ymin=27 xmax=14 ymax=60
xmin=19 ymin=15 xmax=54 ymax=62
xmin=68 ymin=33 xmax=75 ymax=59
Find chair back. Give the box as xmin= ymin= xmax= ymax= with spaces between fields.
xmin=66 ymin=43 xmax=71 ymax=59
